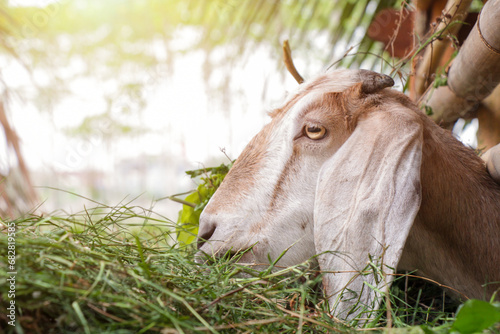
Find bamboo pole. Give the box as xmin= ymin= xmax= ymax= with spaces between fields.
xmin=420 ymin=0 xmax=500 ymax=127
xmin=477 ymin=85 xmax=500 ymax=150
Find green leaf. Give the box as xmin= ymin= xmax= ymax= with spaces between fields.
xmin=418 ymin=324 xmax=452 ymax=334
xmin=174 ymin=162 xmax=232 ymax=246
xmin=451 ymin=299 xmax=500 ymax=334
xmin=424 ymin=105 xmax=434 ymax=116
xmin=185 ymin=163 xmax=232 ymax=179
xmin=176 ymin=192 xmax=202 ymax=246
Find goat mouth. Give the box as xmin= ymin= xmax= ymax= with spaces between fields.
xmin=194 ymin=244 xmax=259 ymax=266
xmin=197 ymin=225 xmax=217 ymax=250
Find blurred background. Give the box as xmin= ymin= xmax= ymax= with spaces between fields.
xmin=0 ymin=0 xmax=486 ymax=220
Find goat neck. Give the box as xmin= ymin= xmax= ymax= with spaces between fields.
xmin=400 ymin=105 xmax=500 ymax=300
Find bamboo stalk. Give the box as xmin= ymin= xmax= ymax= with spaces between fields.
xmin=420 ymin=0 xmax=500 ymax=126
xmin=477 ymin=85 xmax=500 ymax=150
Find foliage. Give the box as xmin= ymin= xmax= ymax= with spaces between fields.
xmin=1 ymin=207 xmax=500 ymax=333
xmin=0 ymin=207 xmax=341 ymax=333
xmin=173 ymin=163 xmax=232 ymax=247
xmin=451 ymin=299 xmax=500 ymax=334
xmin=424 ymin=105 xmax=434 ymax=116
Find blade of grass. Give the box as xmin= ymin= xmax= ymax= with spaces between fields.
xmin=72 ymin=301 xmax=91 ymax=334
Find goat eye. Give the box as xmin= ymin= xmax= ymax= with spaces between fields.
xmin=305 ymin=125 xmax=326 ymax=140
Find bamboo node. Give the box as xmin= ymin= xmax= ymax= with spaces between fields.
xmin=476 ymin=12 xmax=500 ymax=55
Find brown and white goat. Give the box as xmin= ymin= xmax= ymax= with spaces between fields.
xmin=196 ymin=69 xmax=500 ymax=319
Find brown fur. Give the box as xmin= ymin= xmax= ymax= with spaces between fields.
xmin=380 ymin=91 xmax=500 ymax=299
xmin=203 ymin=123 xmax=272 ymax=214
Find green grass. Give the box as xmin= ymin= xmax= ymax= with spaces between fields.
xmin=0 ymin=204 xmax=499 ymax=333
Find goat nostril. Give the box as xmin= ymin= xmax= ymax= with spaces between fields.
xmin=197 ymin=224 xmax=216 ymax=250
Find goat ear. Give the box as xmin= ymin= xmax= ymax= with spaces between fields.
xmin=313 ymin=109 xmax=422 ymax=319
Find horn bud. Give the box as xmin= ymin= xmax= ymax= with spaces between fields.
xmin=359 ymin=70 xmax=394 ymax=94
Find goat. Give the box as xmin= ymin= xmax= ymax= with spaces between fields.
xmin=196 ymin=69 xmax=500 ymax=319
